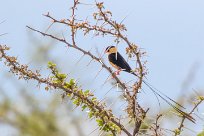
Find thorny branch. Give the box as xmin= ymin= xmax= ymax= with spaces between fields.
xmin=94 ymin=2 xmax=146 ymax=135
xmin=1 ymin=1 xmax=202 ymax=136
xmin=26 ymin=26 xmax=129 ymax=95
xmin=0 ymin=45 xmax=131 ymax=136
xmin=43 ymin=2 xmax=145 ymax=97
xmin=95 ymin=3 xmax=144 ymax=97
xmin=26 ymin=26 xmax=146 ymax=135
xmin=37 ymin=2 xmax=147 ymax=135
xmin=70 ymin=0 xmax=79 ymax=46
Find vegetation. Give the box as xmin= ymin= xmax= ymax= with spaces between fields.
xmin=0 ymin=0 xmax=203 ymax=136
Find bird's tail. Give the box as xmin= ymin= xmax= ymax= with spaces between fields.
xmin=131 ymin=72 xmax=195 ymax=123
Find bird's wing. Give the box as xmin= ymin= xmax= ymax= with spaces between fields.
xmin=108 ymin=52 xmax=132 ymax=72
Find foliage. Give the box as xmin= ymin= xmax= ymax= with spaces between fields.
xmin=0 ymin=0 xmax=204 ymax=136
xmin=0 ymin=92 xmax=66 ymax=136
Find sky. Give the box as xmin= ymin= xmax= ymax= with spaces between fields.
xmin=0 ymin=0 xmax=204 ymax=135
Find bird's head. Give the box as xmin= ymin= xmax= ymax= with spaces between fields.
xmin=105 ymin=46 xmax=117 ymax=54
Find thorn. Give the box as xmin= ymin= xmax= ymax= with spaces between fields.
xmin=98 ymin=59 xmax=103 ymax=64
xmin=86 ymin=58 xmax=94 ymax=66
xmin=98 ymin=97 xmax=107 ymax=104
xmin=0 ymin=20 xmax=6 ymax=24
xmin=90 ymin=89 xmax=97 ymax=94
xmin=98 ymin=130 xmax=105 ymax=136
xmin=93 ymin=67 xmax=103 ymax=80
xmin=45 ymin=22 xmax=54 ymax=33
xmin=103 ymin=84 xmax=117 ymax=96
xmin=71 ymin=105 xmax=78 ymax=111
xmin=87 ymin=126 xmax=100 ymax=136
xmin=61 ymin=31 xmax=66 ymax=41
xmin=125 ymin=79 xmax=135 ymax=85
xmin=0 ymin=33 xmax=8 ymax=37
xmin=108 ymin=96 xmax=120 ymax=109
xmin=120 ymin=13 xmax=129 ymax=25
xmin=75 ymin=54 xmax=85 ymax=65
xmin=116 ymin=83 xmax=119 ymax=92
xmin=101 ymin=74 xmax=111 ymax=87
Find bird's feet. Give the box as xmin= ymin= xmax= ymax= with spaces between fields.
xmin=114 ymin=69 xmax=123 ymax=75
xmin=107 ymin=70 xmax=122 ymax=80
xmin=114 ymin=70 xmax=120 ymax=75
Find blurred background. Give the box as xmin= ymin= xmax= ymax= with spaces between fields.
xmin=0 ymin=0 xmax=204 ymax=135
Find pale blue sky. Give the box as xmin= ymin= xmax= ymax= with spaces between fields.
xmin=0 ymin=0 xmax=204 ymax=135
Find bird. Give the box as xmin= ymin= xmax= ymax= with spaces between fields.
xmin=105 ymin=46 xmax=195 ymax=123
xmin=105 ymin=46 xmax=136 ymax=76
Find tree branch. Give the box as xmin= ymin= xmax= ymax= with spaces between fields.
xmin=0 ymin=45 xmax=132 ymax=136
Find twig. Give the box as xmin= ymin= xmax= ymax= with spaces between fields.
xmin=26 ymin=26 xmax=128 ymax=93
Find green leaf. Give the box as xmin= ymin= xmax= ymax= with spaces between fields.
xmin=82 ymin=105 xmax=87 ymax=111
xmin=174 ymin=129 xmax=180 ymax=135
xmin=88 ymin=111 xmax=93 ymax=118
xmin=96 ymin=119 xmax=103 ymax=127
xmin=198 ymin=96 xmax=204 ymax=101
xmin=84 ymin=90 xmax=90 ymax=95
xmin=69 ymin=79 xmax=75 ymax=86
xmin=91 ymin=97 xmax=97 ymax=102
xmin=47 ymin=61 xmax=56 ymax=68
xmin=53 ymin=79 xmax=61 ymax=84
xmin=57 ymin=73 xmax=67 ymax=80
xmin=63 ymin=82 xmax=71 ymax=89
xmin=73 ymin=99 xmax=80 ymax=106
xmin=197 ymin=130 xmax=204 ymax=136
